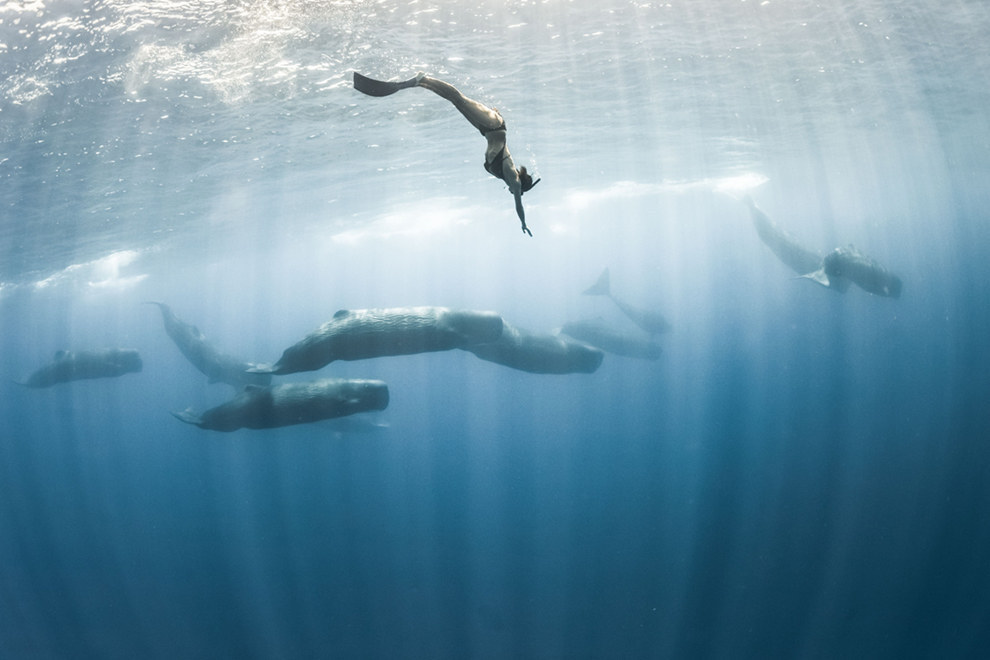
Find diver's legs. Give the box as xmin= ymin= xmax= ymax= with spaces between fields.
xmin=417 ymin=75 xmax=503 ymax=132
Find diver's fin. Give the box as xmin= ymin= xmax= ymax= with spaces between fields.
xmin=353 ymin=72 xmax=420 ymax=97
xmin=582 ymin=268 xmax=611 ymax=296
xmin=171 ymin=408 xmax=204 ymax=427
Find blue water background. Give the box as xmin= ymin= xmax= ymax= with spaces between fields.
xmin=2 ymin=1 xmax=990 ymax=657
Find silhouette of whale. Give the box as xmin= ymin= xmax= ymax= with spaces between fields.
xmin=582 ymin=269 xmax=671 ymax=336
xmin=18 ymin=348 xmax=142 ymax=388
xmin=172 ymin=379 xmax=389 ymax=432
xmin=252 ymin=307 xmax=504 ymax=376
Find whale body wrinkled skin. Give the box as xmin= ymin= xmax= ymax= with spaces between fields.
xmin=743 ymin=196 xmax=823 ymax=276
xmin=145 ymin=302 xmax=271 ymax=388
xmin=582 ymin=268 xmax=671 ymax=336
xmin=804 ymin=246 xmax=903 ymax=298
xmin=254 ymin=307 xmax=504 ymax=375
xmin=171 ymin=378 xmax=390 ymax=432
xmin=559 ymin=319 xmax=662 ymax=360
xmin=19 ymin=348 xmax=142 ymax=388
xmin=466 ymin=322 xmax=604 ymax=374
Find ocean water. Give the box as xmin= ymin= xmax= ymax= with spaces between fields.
xmin=2 ymin=0 xmax=990 ymax=657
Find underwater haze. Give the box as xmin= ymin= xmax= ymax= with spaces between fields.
xmin=3 ymin=0 xmax=990 ymax=657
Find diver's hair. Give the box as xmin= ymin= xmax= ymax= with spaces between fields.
xmin=519 ymin=166 xmax=540 ymax=193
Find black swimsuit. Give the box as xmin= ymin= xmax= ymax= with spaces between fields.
xmin=478 ymin=120 xmax=506 ymax=137
xmin=484 ymin=147 xmax=507 ymax=181
xmin=480 ymin=121 xmax=508 ymax=181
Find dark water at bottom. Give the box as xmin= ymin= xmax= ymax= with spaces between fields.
xmin=2 ymin=247 xmax=989 ymax=658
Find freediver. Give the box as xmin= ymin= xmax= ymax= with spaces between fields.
xmin=353 ymin=71 xmax=540 ymax=237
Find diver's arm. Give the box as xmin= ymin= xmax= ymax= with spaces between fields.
xmin=514 ymin=193 xmax=532 ymax=237
xmin=501 ymin=150 xmax=522 ymax=194
xmin=501 ymin=151 xmax=531 ymax=236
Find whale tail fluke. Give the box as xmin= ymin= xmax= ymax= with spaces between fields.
xmin=582 ymin=268 xmax=611 ymax=296
xmin=171 ymin=408 xmax=204 ymax=427
xmin=353 ymin=72 xmax=421 ymax=97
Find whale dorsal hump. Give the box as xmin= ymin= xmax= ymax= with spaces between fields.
xmin=333 ymin=309 xmax=351 ymax=320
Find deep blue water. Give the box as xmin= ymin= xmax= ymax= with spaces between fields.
xmin=3 ymin=1 xmax=990 ymax=658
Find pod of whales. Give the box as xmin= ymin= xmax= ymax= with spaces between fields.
xmin=743 ymin=197 xmax=903 ymax=298
xmin=146 ymin=301 xmax=272 ymax=388
xmin=16 ymin=186 xmax=904 ymax=428
xmin=583 ymin=268 xmax=672 ymax=336
xmin=17 ymin=348 xmax=142 ymax=388
xmin=172 ymin=378 xmax=390 ymax=432
xmin=252 ymin=306 xmax=504 ymax=375
xmin=559 ymin=318 xmax=662 ymax=360
xmin=466 ymin=322 xmax=604 ymax=374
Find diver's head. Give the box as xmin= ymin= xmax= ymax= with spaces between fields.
xmin=519 ymin=167 xmax=541 ymax=194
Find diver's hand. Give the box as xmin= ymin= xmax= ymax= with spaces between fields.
xmin=514 ymin=193 xmax=532 ymax=237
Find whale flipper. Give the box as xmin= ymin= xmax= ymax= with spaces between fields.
xmin=799 ymin=269 xmax=851 ymax=292
xmin=171 ymin=409 xmax=204 ymax=427
xmin=801 ymin=268 xmax=831 ymax=288
xmin=353 ymin=72 xmax=421 ymax=97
